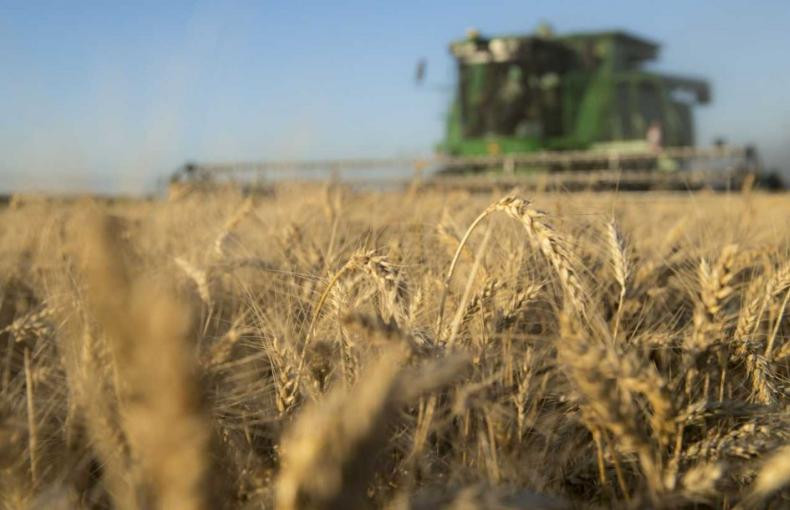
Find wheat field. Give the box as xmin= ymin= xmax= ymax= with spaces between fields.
xmin=0 ymin=185 xmax=788 ymax=509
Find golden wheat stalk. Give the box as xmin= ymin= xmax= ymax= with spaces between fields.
xmin=79 ymin=214 xmax=211 ymax=510
xmin=606 ymin=219 xmax=629 ymax=340
xmin=446 ymin=226 xmax=493 ymax=347
xmin=735 ymin=261 xmax=790 ymax=342
xmin=214 ymin=197 xmax=254 ymax=257
xmin=174 ymin=256 xmax=211 ymax=307
xmin=558 ymin=315 xmax=668 ymax=501
xmin=276 ymin=346 xmax=467 ymax=510
xmin=737 ymin=444 xmax=790 ymax=508
xmin=688 ymin=244 xmax=738 ymax=353
xmin=23 ymin=347 xmax=37 ymax=488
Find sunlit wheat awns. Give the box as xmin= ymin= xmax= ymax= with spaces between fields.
xmin=0 ymin=189 xmax=788 ymax=509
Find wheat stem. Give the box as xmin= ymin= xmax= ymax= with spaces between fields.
xmin=24 ymin=347 xmax=38 ymax=488
xmin=436 ymin=206 xmax=494 ymax=337
xmin=447 ymin=225 xmax=492 ymax=346
xmin=765 ymin=287 xmax=790 ymax=358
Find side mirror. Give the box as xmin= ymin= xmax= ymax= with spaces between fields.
xmin=415 ymin=58 xmax=427 ymax=86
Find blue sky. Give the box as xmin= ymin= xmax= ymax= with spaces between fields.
xmin=1 ymin=0 xmax=789 ymax=192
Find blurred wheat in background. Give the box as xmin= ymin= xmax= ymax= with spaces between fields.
xmin=0 ymin=185 xmax=788 ymax=509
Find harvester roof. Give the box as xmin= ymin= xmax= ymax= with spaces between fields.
xmin=450 ymin=28 xmax=661 ymax=70
xmin=449 ymin=30 xmax=573 ymax=65
xmin=561 ymin=30 xmax=658 ymax=55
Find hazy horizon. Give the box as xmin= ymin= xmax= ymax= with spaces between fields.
xmin=2 ymin=0 xmax=789 ymax=193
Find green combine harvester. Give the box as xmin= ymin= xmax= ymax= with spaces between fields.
xmin=441 ymin=27 xmax=707 ymax=159
xmin=174 ymin=25 xmax=778 ymax=191
xmin=429 ymin=25 xmax=770 ymax=189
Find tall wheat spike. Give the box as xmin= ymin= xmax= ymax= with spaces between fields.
xmin=688 ymin=244 xmax=738 ymax=353
xmin=606 ymin=219 xmax=629 ymax=339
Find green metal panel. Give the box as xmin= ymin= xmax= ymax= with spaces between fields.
xmin=441 ymin=28 xmax=708 ymax=159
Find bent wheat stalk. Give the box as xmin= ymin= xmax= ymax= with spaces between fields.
xmin=437 ymin=195 xmax=587 ymax=338
xmin=299 ymin=250 xmax=410 ymax=398
xmin=436 ymin=204 xmax=498 ymax=336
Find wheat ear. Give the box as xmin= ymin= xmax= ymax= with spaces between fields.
xmin=606 ymin=219 xmax=629 ymax=339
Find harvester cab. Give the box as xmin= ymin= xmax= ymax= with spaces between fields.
xmin=441 ymin=26 xmax=711 ymax=161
